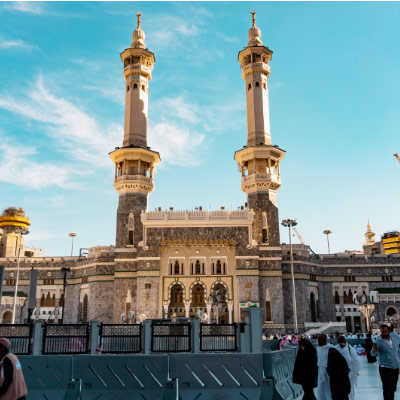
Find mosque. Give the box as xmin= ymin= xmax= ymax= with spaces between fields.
xmin=0 ymin=13 xmax=399 ymax=334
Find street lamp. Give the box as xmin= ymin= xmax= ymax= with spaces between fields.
xmin=60 ymin=266 xmax=70 ymax=324
xmin=12 ymin=227 xmax=29 ymax=324
xmin=281 ymin=219 xmax=298 ymax=334
xmin=68 ymin=232 xmax=77 ymax=256
xmin=322 ymin=230 xmax=332 ymax=254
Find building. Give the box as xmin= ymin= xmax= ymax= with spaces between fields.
xmin=0 ymin=13 xmax=399 ymax=333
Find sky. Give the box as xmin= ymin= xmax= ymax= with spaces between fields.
xmin=0 ymin=1 xmax=399 ymax=256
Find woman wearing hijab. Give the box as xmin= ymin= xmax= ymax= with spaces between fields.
xmin=365 ymin=332 xmax=376 ymax=363
xmin=293 ymin=338 xmax=318 ymax=399
xmin=327 ymin=346 xmax=351 ymax=400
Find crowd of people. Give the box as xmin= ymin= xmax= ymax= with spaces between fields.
xmin=288 ymin=324 xmax=400 ymax=400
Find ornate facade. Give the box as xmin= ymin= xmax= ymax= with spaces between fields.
xmin=0 ymin=14 xmax=399 ymax=333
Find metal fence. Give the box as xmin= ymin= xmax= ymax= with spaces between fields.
xmin=151 ymin=323 xmax=191 ymax=352
xmin=200 ymin=323 xmax=237 ymax=352
xmin=0 ymin=324 xmax=33 ymax=355
xmin=42 ymin=324 xmax=90 ymax=354
xmin=100 ymin=324 xmax=142 ymax=353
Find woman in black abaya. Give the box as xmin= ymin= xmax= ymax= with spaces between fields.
xmin=293 ymin=338 xmax=318 ymax=400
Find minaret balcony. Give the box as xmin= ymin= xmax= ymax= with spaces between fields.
xmin=124 ymin=64 xmax=152 ymax=79
xmin=113 ymin=175 xmax=154 ymax=195
xmin=241 ymin=62 xmax=270 ymax=79
xmin=241 ymin=173 xmax=281 ymax=194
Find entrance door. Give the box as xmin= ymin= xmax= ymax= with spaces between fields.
xmin=190 ymin=284 xmax=206 ymax=318
xmin=169 ymin=284 xmax=185 ymax=317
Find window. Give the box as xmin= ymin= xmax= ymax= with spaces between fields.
xmin=43 ymin=279 xmax=55 ymax=285
xmin=247 ymin=83 xmax=251 ymax=91
xmin=382 ymin=276 xmax=393 ymax=282
xmin=174 ymin=260 xmax=180 ymax=275
xmin=5 ymin=280 xmax=16 ymax=286
xmin=334 ymin=291 xmax=340 ymax=304
xmin=310 ymin=292 xmax=317 ymax=322
xmin=263 ymin=83 xmax=266 ymax=89
xmin=133 ymin=83 xmax=138 ymax=89
xmin=141 ymin=85 xmax=145 ymax=91
xmin=216 ymin=260 xmax=222 ymax=274
xmin=82 ymin=295 xmax=88 ymax=323
xmin=195 ymin=260 xmax=201 ymax=274
xmin=310 ymin=274 xmax=316 ymax=281
xmin=345 ymin=276 xmax=355 ymax=282
xmin=255 ymin=81 xmax=260 ymax=87
xmin=82 ymin=276 xmax=88 ymax=283
xmin=265 ymin=301 xmax=272 ymax=321
xmin=145 ymin=283 xmax=151 ymax=289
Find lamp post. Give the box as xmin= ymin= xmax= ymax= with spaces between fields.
xmin=281 ymin=219 xmax=298 ymax=334
xmin=60 ymin=266 xmax=70 ymax=324
xmin=322 ymin=230 xmax=332 ymax=254
xmin=68 ymin=232 xmax=77 ymax=256
xmin=12 ymin=227 xmax=28 ymax=324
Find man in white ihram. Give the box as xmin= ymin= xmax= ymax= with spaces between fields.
xmin=335 ymin=336 xmax=360 ymax=400
xmin=317 ymin=334 xmax=334 ymax=399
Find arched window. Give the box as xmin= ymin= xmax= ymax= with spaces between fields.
xmin=255 ymin=81 xmax=260 ymax=87
xmin=334 ymin=291 xmax=340 ymax=304
xmin=343 ymin=290 xmax=348 ymax=304
xmin=348 ymin=290 xmax=354 ymax=304
xmin=195 ymin=260 xmax=201 ymax=274
xmin=2 ymin=311 xmax=12 ymax=324
xmin=174 ymin=260 xmax=180 ymax=275
xmin=191 ymin=284 xmax=205 ymax=308
xmin=247 ymin=83 xmax=251 ymax=91
xmin=133 ymin=83 xmax=138 ymax=89
xmin=216 ymin=260 xmax=222 ymax=274
xmin=40 ymin=293 xmax=45 ymax=307
xmin=82 ymin=295 xmax=88 ymax=323
xmin=310 ymin=292 xmax=317 ymax=322
xmin=386 ymin=307 xmax=398 ymax=320
xmin=127 ymin=85 xmax=130 ymax=92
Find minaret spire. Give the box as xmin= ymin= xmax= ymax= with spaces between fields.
xmin=234 ymin=13 xmax=285 ymax=246
xmin=109 ymin=14 xmax=160 ymax=248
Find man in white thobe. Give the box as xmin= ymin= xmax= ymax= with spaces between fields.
xmin=317 ymin=334 xmax=334 ymax=400
xmin=335 ymin=336 xmax=360 ymax=400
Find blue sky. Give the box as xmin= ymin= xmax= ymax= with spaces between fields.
xmin=0 ymin=1 xmax=399 ymax=256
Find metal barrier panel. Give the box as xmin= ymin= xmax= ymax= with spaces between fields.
xmin=19 ymin=355 xmax=78 ymax=400
xmin=100 ymin=324 xmax=142 ymax=353
xmin=0 ymin=324 xmax=32 ymax=355
xmin=42 ymin=323 xmax=90 ymax=354
xmin=200 ymin=323 xmax=237 ymax=352
xmin=263 ymin=349 xmax=303 ymax=400
xmin=151 ymin=323 xmax=191 ymax=352
xmin=74 ymin=354 xmax=171 ymax=400
xmin=169 ymin=353 xmax=264 ymax=399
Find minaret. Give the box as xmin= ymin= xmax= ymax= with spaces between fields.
xmin=109 ymin=13 xmax=160 ymax=248
xmin=234 ymin=12 xmax=285 ymax=246
xmin=364 ymin=220 xmax=376 ymax=246
xmin=0 ymin=207 xmax=30 ymax=257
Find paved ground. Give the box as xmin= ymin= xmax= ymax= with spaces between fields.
xmin=296 ymin=355 xmax=400 ymax=399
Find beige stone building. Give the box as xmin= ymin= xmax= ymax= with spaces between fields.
xmin=0 ymin=13 xmax=399 ymax=334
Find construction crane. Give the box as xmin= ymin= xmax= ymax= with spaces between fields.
xmin=293 ymin=227 xmax=317 ymax=256
xmin=293 ymin=227 xmax=305 ymax=245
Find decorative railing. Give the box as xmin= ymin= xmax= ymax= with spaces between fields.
xmin=151 ymin=323 xmax=191 ymax=353
xmin=42 ymin=324 xmax=90 ymax=354
xmin=143 ymin=209 xmax=253 ymax=222
xmin=200 ymin=323 xmax=237 ymax=352
xmin=0 ymin=324 xmax=32 ymax=355
xmin=100 ymin=324 xmax=142 ymax=353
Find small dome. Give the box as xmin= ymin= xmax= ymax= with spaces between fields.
xmin=132 ymin=28 xmax=146 ymax=49
xmin=248 ymin=25 xmax=262 ymax=47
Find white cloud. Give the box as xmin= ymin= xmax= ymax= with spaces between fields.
xmin=4 ymin=2 xmax=44 ymax=14
xmin=0 ymin=135 xmax=77 ymax=189
xmin=0 ymin=38 xmax=38 ymax=50
xmin=0 ymin=75 xmax=207 ymax=173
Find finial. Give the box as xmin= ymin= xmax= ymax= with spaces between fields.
xmin=250 ymin=10 xmax=256 ymax=27
xmin=136 ymin=12 xmax=142 ymax=29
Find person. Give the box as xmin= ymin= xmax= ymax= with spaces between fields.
xmin=389 ymin=325 xmax=400 ymax=341
xmin=365 ymin=332 xmax=377 ymax=363
xmin=335 ymin=336 xmax=360 ymax=400
xmin=327 ymin=344 xmax=351 ymax=400
xmin=372 ymin=324 xmax=400 ymax=400
xmin=293 ymin=338 xmax=318 ymax=399
xmin=279 ymin=336 xmax=289 ymax=350
xmin=0 ymin=337 xmax=28 ymax=400
xmin=317 ymin=334 xmax=334 ymax=400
